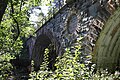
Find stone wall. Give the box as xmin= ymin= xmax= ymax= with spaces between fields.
xmin=93 ymin=7 xmax=120 ymax=71
xmin=26 ymin=0 xmax=119 ymax=70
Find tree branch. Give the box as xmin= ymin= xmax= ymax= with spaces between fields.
xmin=20 ymin=0 xmax=23 ymax=11
xmin=10 ymin=0 xmax=20 ymax=45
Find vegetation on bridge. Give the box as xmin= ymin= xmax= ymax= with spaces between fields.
xmin=0 ymin=0 xmax=120 ymax=79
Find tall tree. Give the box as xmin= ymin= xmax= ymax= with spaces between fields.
xmin=0 ymin=0 xmax=8 ymax=23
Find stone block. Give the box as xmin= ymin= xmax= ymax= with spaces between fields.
xmin=89 ymin=2 xmax=99 ymax=17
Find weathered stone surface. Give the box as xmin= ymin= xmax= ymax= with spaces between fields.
xmin=26 ymin=0 xmax=119 ymax=70
xmin=93 ymin=7 xmax=120 ymax=71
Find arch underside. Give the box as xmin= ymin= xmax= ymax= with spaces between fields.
xmin=32 ymin=31 xmax=59 ymax=70
xmin=93 ymin=7 xmax=120 ymax=71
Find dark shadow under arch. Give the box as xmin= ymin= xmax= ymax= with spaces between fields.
xmin=32 ymin=34 xmax=57 ymax=71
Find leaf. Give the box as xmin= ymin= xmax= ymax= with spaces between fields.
xmin=80 ymin=64 xmax=85 ymax=68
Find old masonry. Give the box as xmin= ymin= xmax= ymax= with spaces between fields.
xmin=26 ymin=0 xmax=120 ymax=71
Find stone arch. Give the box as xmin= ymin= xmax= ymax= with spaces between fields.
xmin=32 ymin=29 xmax=60 ymax=71
xmin=93 ymin=7 xmax=120 ymax=72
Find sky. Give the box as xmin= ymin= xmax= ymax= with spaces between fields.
xmin=29 ymin=6 xmax=49 ymax=22
xmin=29 ymin=0 xmax=66 ymax=28
xmin=29 ymin=0 xmax=66 ymax=22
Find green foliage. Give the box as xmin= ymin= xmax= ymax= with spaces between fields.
xmin=92 ymin=70 xmax=120 ymax=80
xmin=0 ymin=0 xmax=57 ymax=79
xmin=0 ymin=53 xmax=14 ymax=79
xmin=29 ymin=36 xmax=120 ymax=80
xmin=53 ymin=38 xmax=91 ymax=80
xmin=0 ymin=0 xmax=37 ymax=79
xmin=0 ymin=0 xmax=120 ymax=79
xmin=29 ymin=48 xmax=53 ymax=80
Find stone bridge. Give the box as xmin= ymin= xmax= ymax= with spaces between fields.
xmin=26 ymin=0 xmax=120 ymax=71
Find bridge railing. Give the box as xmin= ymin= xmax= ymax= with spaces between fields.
xmin=37 ymin=0 xmax=66 ymax=28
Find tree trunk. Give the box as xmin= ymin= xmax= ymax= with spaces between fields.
xmin=0 ymin=0 xmax=8 ymax=23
